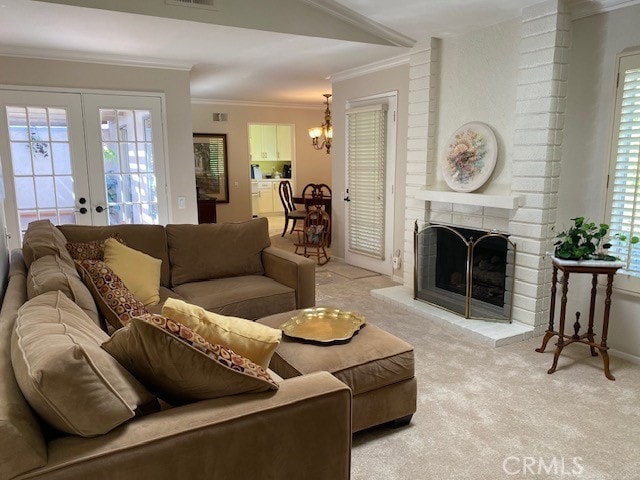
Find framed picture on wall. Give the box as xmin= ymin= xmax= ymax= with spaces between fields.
xmin=193 ymin=133 xmax=229 ymax=203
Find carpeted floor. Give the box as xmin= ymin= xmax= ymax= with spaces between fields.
xmin=268 ymin=221 xmax=640 ymax=480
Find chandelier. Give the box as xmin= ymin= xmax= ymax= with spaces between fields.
xmin=308 ymin=93 xmax=332 ymax=154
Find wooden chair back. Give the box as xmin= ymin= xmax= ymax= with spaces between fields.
xmin=278 ymin=180 xmax=296 ymax=214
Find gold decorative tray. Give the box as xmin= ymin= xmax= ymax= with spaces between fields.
xmin=280 ymin=308 xmax=366 ymax=344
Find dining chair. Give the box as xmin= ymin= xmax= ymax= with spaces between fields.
xmin=294 ymin=205 xmax=331 ymax=265
xmin=278 ymin=181 xmax=306 ymax=236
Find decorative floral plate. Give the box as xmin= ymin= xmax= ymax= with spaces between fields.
xmin=280 ymin=308 xmax=366 ymax=344
xmin=442 ymin=122 xmax=497 ymax=192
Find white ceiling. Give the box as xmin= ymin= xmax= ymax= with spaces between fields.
xmin=0 ymin=0 xmax=631 ymax=106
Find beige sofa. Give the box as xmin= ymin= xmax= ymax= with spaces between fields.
xmin=0 ymin=218 xmax=352 ymax=480
xmin=56 ymin=217 xmax=315 ymax=320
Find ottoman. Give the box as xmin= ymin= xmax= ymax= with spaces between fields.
xmin=258 ymin=310 xmax=417 ymax=432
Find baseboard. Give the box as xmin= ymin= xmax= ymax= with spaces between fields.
xmin=609 ymin=348 xmax=640 ymax=365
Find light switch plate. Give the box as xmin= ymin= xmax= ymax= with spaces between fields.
xmin=177 ymin=196 xmax=186 ymax=209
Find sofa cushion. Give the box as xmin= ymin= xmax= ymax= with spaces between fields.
xmin=102 ymin=315 xmax=278 ymax=405
xmin=172 ymin=275 xmax=296 ymax=320
xmin=27 ymin=254 xmax=100 ymax=327
xmin=103 ymin=238 xmax=162 ymax=306
xmin=11 ymin=291 xmax=155 ymax=437
xmin=65 ymin=233 xmax=125 ymax=261
xmin=166 ymin=218 xmax=270 ymax=286
xmin=146 ymin=286 xmax=186 ymax=315
xmin=22 ymin=219 xmax=74 ymax=269
xmin=77 ymin=259 xmax=148 ymax=330
xmin=57 ymin=224 xmax=171 ymax=287
xmin=161 ymin=298 xmax=281 ymax=369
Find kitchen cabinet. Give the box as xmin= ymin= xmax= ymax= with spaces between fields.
xmin=257 ymin=182 xmax=274 ymax=214
xmin=276 ymin=125 xmax=292 ymax=160
xmin=256 ymin=180 xmax=288 ymax=214
xmin=249 ymin=124 xmax=293 ymax=161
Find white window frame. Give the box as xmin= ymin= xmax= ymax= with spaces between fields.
xmin=604 ymin=50 xmax=640 ymax=294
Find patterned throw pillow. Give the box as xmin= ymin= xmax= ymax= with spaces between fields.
xmin=66 ymin=233 xmax=126 ymax=262
xmin=77 ymin=259 xmax=148 ymax=330
xmin=102 ymin=315 xmax=278 ymax=405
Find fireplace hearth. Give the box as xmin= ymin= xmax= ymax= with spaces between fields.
xmin=414 ymin=223 xmax=515 ymax=322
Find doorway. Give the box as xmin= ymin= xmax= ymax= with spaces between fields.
xmin=0 ymin=89 xmax=168 ymax=249
xmin=344 ymin=91 xmax=397 ymax=276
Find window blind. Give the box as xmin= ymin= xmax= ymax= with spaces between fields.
xmin=609 ymin=63 xmax=640 ymax=275
xmin=346 ymin=104 xmax=387 ymax=259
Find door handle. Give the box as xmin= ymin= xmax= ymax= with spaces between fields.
xmin=76 ymin=207 xmax=88 ymax=214
xmin=95 ymin=206 xmax=105 ymax=213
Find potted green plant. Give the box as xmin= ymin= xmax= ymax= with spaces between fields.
xmin=553 ymin=217 xmax=638 ymax=261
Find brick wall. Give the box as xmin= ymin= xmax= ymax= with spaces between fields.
xmin=403 ymin=0 xmax=571 ymax=329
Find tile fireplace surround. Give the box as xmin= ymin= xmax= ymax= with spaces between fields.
xmin=373 ymin=1 xmax=572 ymax=347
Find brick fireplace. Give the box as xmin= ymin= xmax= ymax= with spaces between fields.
xmin=372 ymin=0 xmax=571 ymax=346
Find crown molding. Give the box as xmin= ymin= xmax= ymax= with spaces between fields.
xmin=0 ymin=47 xmax=195 ymax=71
xmin=191 ymin=98 xmax=322 ymax=109
xmin=571 ymin=0 xmax=640 ymax=19
xmin=330 ymin=52 xmax=411 ymax=83
xmin=300 ymin=0 xmax=416 ymax=48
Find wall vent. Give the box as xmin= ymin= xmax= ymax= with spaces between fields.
xmin=212 ymin=113 xmax=228 ymax=122
xmin=166 ymin=0 xmax=216 ymax=10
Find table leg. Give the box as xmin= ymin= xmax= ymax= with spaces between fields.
xmin=537 ymin=265 xmax=558 ymax=353
xmin=587 ymin=273 xmax=598 ymax=357
xmin=548 ymin=270 xmax=569 ymax=375
xmin=601 ymin=274 xmax=616 ymax=381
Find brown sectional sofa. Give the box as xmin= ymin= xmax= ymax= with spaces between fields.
xmin=57 ymin=218 xmax=316 ymax=319
xmin=0 ymin=218 xmax=352 ymax=480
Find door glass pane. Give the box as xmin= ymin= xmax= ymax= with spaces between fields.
xmin=28 ymin=107 xmax=50 ymax=141
xmin=14 ymin=177 xmax=36 ymax=209
xmin=55 ymin=176 xmax=75 ymax=208
xmin=52 ymin=143 xmax=72 ymax=174
xmin=49 ymin=108 xmax=69 ymax=141
xmin=7 ymin=107 xmax=28 ymax=141
xmin=103 ymin=142 xmax=120 ymax=173
xmin=101 ymin=110 xmax=118 ymax=141
xmin=99 ymin=108 xmax=159 ymax=224
xmin=32 ymin=142 xmax=52 ymax=175
xmin=10 ymin=142 xmax=32 ymax=175
xmin=35 ymin=177 xmax=56 ymax=208
xmin=5 ymin=105 xmax=77 ymax=237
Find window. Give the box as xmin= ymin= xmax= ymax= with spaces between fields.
xmin=607 ymin=52 xmax=640 ymax=278
xmin=346 ymin=104 xmax=387 ymax=259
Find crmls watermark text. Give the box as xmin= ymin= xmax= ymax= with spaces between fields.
xmin=502 ymin=456 xmax=584 ymax=476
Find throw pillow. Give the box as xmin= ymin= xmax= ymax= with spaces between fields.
xmin=66 ymin=233 xmax=125 ymax=261
xmin=77 ymin=259 xmax=148 ymax=330
xmin=22 ymin=219 xmax=75 ymax=269
xmin=11 ymin=291 xmax=155 ymax=437
xmin=103 ymin=238 xmax=161 ymax=306
xmin=161 ymin=298 xmax=281 ymax=369
xmin=102 ymin=315 xmax=278 ymax=405
xmin=26 ymin=254 xmax=100 ymax=327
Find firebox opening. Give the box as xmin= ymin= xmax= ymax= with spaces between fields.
xmin=415 ymin=223 xmax=514 ymax=322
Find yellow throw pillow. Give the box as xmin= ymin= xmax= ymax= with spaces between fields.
xmin=161 ymin=298 xmax=281 ymax=369
xmin=103 ymin=238 xmax=161 ymax=306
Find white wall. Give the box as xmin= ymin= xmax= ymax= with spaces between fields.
xmin=436 ymin=19 xmax=520 ymax=194
xmin=0 ymin=56 xmax=197 ymax=225
xmin=560 ymin=4 xmax=640 ymax=360
xmin=191 ymin=102 xmax=330 ymax=224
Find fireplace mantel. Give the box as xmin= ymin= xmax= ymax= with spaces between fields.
xmin=415 ymin=188 xmax=524 ymax=210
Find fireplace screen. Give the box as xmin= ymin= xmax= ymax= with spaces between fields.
xmin=414 ymin=222 xmax=516 ymax=322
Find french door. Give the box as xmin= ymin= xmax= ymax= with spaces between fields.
xmin=0 ymin=89 xmax=168 ymax=249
